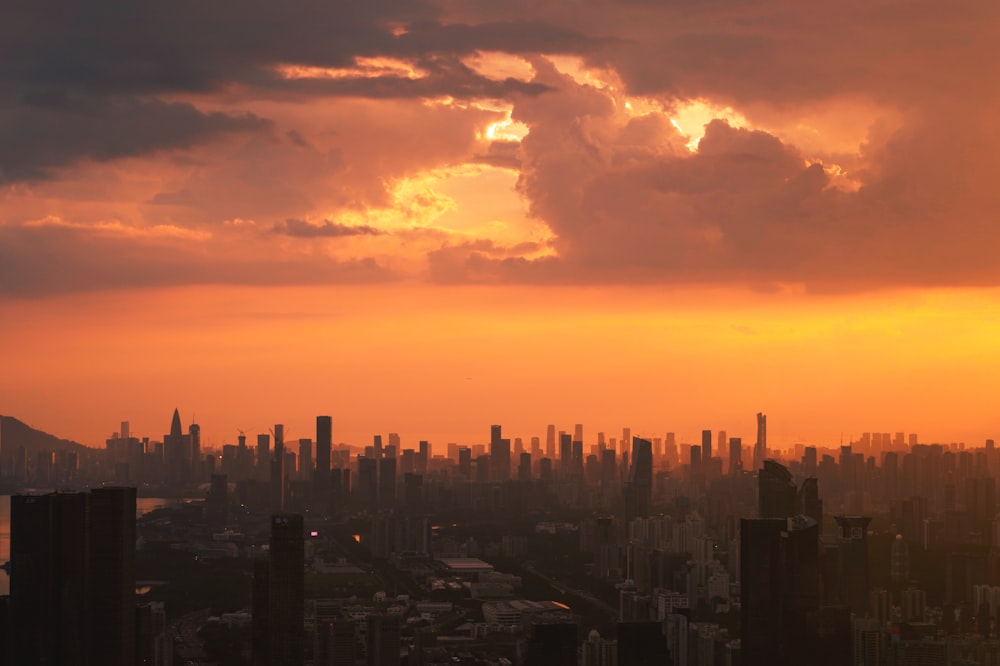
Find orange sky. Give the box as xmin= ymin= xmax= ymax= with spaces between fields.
xmin=2 ymin=1 xmax=1000 ymax=450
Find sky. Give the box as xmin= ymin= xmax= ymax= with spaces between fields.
xmin=2 ymin=0 xmax=1000 ymax=451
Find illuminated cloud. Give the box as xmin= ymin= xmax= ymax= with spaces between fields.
xmin=1 ymin=0 xmax=998 ymax=296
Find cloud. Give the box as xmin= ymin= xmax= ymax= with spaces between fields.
xmin=273 ymin=219 xmax=385 ymax=238
xmin=0 ymin=96 xmax=269 ymax=183
xmin=0 ymin=221 xmax=395 ymax=298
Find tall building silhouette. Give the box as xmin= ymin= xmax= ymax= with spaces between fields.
xmin=740 ymin=515 xmax=819 ymax=665
xmin=490 ymin=424 xmax=511 ymax=482
xmin=759 ymin=460 xmax=798 ymax=519
xmin=257 ymin=514 xmax=304 ymax=666
xmin=10 ymin=486 xmax=137 ymax=665
xmin=89 ymin=486 xmax=138 ymax=666
xmin=271 ymin=424 xmax=285 ymax=512
xmin=753 ymin=412 xmax=767 ymax=471
xmin=625 ymin=437 xmax=653 ymax=521
xmin=317 ymin=416 xmax=334 ymax=478
xmin=728 ymin=436 xmax=743 ymax=476
xmin=701 ymin=429 xmax=712 ymax=460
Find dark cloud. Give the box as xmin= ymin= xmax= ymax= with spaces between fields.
xmin=0 ymin=96 xmax=268 ymax=183
xmin=0 ymin=222 xmax=395 ymax=298
xmin=273 ymin=219 xmax=385 ymax=238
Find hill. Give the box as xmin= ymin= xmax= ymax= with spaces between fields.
xmin=0 ymin=415 xmax=90 ymax=458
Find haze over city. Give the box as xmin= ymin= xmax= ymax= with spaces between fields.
xmin=3 ymin=0 xmax=1000 ymax=664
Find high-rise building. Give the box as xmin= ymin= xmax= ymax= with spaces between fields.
xmin=625 ymin=438 xmax=653 ymax=521
xmin=740 ymin=515 xmax=819 ymax=665
xmin=136 ymin=601 xmax=170 ymax=666
xmin=89 ymin=486 xmax=138 ymax=666
xmin=11 ymin=487 xmax=139 ymax=665
xmin=256 ymin=434 xmax=271 ymax=482
xmin=272 ymin=424 xmax=286 ymax=512
xmin=728 ymin=437 xmax=743 ymax=476
xmin=268 ymin=514 xmax=304 ymax=666
xmin=759 ymin=460 xmax=798 ymax=519
xmin=357 ymin=456 xmax=378 ymax=507
xmin=701 ymin=429 xmax=712 ymax=461
xmin=316 ymin=416 xmax=332 ymax=481
xmin=490 ymin=425 xmax=511 ymax=482
xmin=298 ymin=439 xmax=313 ymax=481
xmin=546 ymin=425 xmax=556 ymax=459
xmin=379 ymin=456 xmax=397 ymax=506
xmin=753 ymin=412 xmax=767 ymax=471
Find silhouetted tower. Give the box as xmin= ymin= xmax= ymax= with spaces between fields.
xmin=88 ymin=486 xmax=137 ymax=666
xmin=754 ymin=412 xmax=767 ymax=471
xmin=316 ymin=416 xmax=332 ymax=482
xmin=834 ymin=515 xmax=872 ymax=614
xmin=271 ymin=424 xmax=285 ymax=512
xmin=759 ymin=460 xmax=798 ymax=519
xmin=728 ymin=437 xmax=743 ymax=476
xmin=366 ymin=615 xmax=400 ymax=666
xmin=701 ymin=429 xmax=712 ymax=461
xmin=740 ymin=515 xmax=820 ymax=665
xmin=490 ymin=424 xmax=511 ymax=482
xmin=625 ymin=438 xmax=653 ymax=520
xmin=268 ymin=514 xmax=304 ymax=666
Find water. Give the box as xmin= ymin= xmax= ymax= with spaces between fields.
xmin=0 ymin=495 xmax=182 ymax=596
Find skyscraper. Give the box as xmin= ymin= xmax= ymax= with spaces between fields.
xmin=268 ymin=514 xmax=304 ymax=666
xmin=759 ymin=460 xmax=798 ymax=519
xmin=490 ymin=424 xmax=511 ymax=482
xmin=88 ymin=486 xmax=138 ymax=666
xmin=11 ymin=487 xmax=138 ymax=665
xmin=625 ymin=437 xmax=653 ymax=521
xmin=316 ymin=416 xmax=332 ymax=482
xmin=701 ymin=429 xmax=712 ymax=461
xmin=728 ymin=437 xmax=743 ymax=476
xmin=754 ymin=412 xmax=767 ymax=471
xmin=272 ymin=424 xmax=285 ymax=512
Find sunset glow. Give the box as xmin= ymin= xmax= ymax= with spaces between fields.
xmin=1 ymin=0 xmax=999 ymax=452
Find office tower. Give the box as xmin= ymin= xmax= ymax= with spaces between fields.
xmin=475 ymin=454 xmax=490 ymax=483
xmin=539 ymin=457 xmax=553 ymax=482
xmin=373 ymin=435 xmax=383 ymax=459
xmin=759 ymin=460 xmax=798 ymax=519
xmin=530 ymin=436 xmax=541 ymax=457
xmin=559 ymin=433 xmax=572 ymax=472
xmin=518 ymin=452 xmax=532 ymax=482
xmin=208 ymin=474 xmax=228 ymax=526
xmin=754 ymin=412 xmax=767 ymax=471
xmin=490 ymin=425 xmax=511 ymax=482
xmin=11 ymin=492 xmax=89 ymax=665
xmin=268 ymin=514 xmax=305 ymax=666
xmin=417 ymin=440 xmax=430 ymax=474
xmin=88 ymin=486 xmax=138 ymax=666
xmin=740 ymin=515 xmax=820 ymax=665
xmin=379 ymin=456 xmax=397 ymax=505
xmin=272 ymin=424 xmax=286 ymax=512
xmin=316 ymin=416 xmax=332 ymax=481
xmin=574 ymin=423 xmax=584 ymax=443
xmin=11 ymin=488 xmax=139 ymax=665
xmin=617 ymin=621 xmax=670 ymax=665
xmin=717 ymin=429 xmax=727 ymax=456
xmin=622 ymin=428 xmax=631 ymax=457
xmin=625 ymin=438 xmax=653 ymax=521
xmin=357 ymin=456 xmax=378 ymax=507
xmin=799 ymin=477 xmax=823 ymax=525
xmin=164 ymin=408 xmax=192 ymax=484
xmin=728 ymin=437 xmax=743 ymax=476
xmin=702 ymin=429 xmax=712 ymax=460
xmin=834 ymin=515 xmax=872 ymax=614
xmin=690 ymin=444 xmax=702 ymax=470
xmin=601 ymin=449 xmax=616 ymax=490
xmin=546 ymin=425 xmax=556 ymax=459
xmin=366 ymin=615 xmax=401 ymax=666
xmin=257 ymin=434 xmax=271 ymax=481
xmin=190 ymin=422 xmax=201 ymax=480
xmin=298 ymin=439 xmax=312 ymax=481
xmin=457 ymin=447 xmax=472 ymax=479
